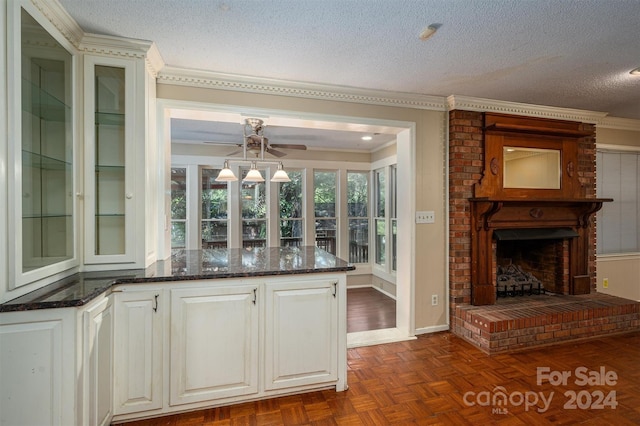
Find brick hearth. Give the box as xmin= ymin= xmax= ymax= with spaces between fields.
xmin=454 ymin=293 xmax=640 ymax=354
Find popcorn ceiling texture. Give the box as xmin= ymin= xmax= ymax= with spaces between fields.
xmin=57 ymin=0 xmax=640 ymax=120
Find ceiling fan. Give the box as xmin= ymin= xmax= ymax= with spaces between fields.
xmin=224 ymin=118 xmax=307 ymax=158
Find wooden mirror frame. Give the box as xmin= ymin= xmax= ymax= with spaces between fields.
xmin=474 ymin=113 xmax=594 ymax=200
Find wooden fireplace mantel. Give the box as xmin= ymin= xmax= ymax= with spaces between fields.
xmin=469 ymin=198 xmax=611 ymax=305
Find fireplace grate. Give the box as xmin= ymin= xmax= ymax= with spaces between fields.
xmin=496 ymin=263 xmax=546 ymax=297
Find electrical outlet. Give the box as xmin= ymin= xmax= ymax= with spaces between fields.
xmin=603 ymin=278 xmax=609 ymax=289
xmin=431 ymin=294 xmax=438 ymax=306
xmin=416 ymin=211 xmax=435 ymax=224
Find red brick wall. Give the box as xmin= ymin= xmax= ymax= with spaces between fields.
xmin=448 ymin=110 xmax=484 ymax=317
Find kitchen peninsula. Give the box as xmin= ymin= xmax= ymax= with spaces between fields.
xmin=0 ymin=247 xmax=354 ymax=424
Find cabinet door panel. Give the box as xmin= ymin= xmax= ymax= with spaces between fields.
xmin=0 ymin=320 xmax=64 ymax=425
xmin=170 ymin=286 xmax=259 ymax=405
xmin=113 ymin=291 xmax=162 ymax=414
xmin=83 ymin=297 xmax=113 ymax=426
xmin=265 ymin=280 xmax=338 ymax=390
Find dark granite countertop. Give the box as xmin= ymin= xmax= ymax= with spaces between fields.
xmin=0 ymin=246 xmax=354 ymax=312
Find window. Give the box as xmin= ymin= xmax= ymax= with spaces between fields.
xmin=374 ymin=168 xmax=386 ymax=266
xmin=279 ymin=170 xmax=304 ymax=247
xmin=201 ymin=168 xmax=228 ymax=249
xmin=597 ymin=150 xmax=640 ymax=254
xmin=170 ymin=168 xmax=187 ymax=249
xmin=314 ymin=171 xmax=337 ymax=254
xmin=390 ymin=165 xmax=398 ymax=271
xmin=241 ymin=167 xmax=267 ymax=248
xmin=347 ymin=171 xmax=369 ymax=263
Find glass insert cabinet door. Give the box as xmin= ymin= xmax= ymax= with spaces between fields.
xmin=84 ymin=56 xmax=135 ymax=262
xmin=10 ymin=5 xmax=76 ymax=287
xmin=94 ymin=65 xmax=125 ymax=255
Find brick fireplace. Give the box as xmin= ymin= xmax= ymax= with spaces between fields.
xmin=448 ymin=111 xmax=640 ymax=353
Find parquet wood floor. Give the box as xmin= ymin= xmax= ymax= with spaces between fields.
xmin=115 ymin=330 xmax=640 ymax=425
xmin=347 ymin=287 xmax=396 ymax=333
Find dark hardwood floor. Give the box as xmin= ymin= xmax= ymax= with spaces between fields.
xmin=115 ymin=331 xmax=640 ymax=425
xmin=347 ymin=287 xmax=396 ymax=333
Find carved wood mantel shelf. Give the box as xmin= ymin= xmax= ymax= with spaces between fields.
xmin=469 ymin=198 xmax=611 ymax=305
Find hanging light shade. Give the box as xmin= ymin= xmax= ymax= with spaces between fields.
xmin=270 ymin=162 xmax=291 ymax=182
xmin=215 ymin=160 xmax=238 ymax=182
xmin=243 ymin=162 xmax=265 ymax=182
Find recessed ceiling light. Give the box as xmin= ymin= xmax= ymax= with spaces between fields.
xmin=630 ymin=67 xmax=640 ymax=76
xmin=419 ymin=23 xmax=442 ymax=41
xmin=361 ymin=135 xmax=373 ymax=141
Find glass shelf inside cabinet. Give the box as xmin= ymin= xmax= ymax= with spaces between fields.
xmin=20 ymin=7 xmax=74 ymax=273
xmin=94 ymin=65 xmax=126 ymax=256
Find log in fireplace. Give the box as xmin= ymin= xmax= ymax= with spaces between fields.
xmin=468 ymin=113 xmax=611 ymax=305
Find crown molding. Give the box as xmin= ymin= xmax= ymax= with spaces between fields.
xmin=79 ymin=33 xmax=165 ymax=76
xmin=158 ymin=66 xmax=447 ymax=111
xmin=30 ymin=0 xmax=84 ymax=48
xmin=595 ymin=116 xmax=640 ymax=131
xmin=447 ymin=95 xmax=610 ymax=124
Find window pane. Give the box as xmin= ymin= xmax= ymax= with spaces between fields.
xmin=314 ymin=171 xmax=336 ymax=217
xmin=202 ymin=221 xmax=227 ymax=249
xmin=391 ymin=219 xmax=397 ymax=271
xmin=280 ymin=170 xmax=303 ymax=219
xmin=171 ymin=168 xmax=186 ymax=220
xmin=241 ymin=169 xmax=266 ymax=219
xmin=375 ymin=218 xmax=386 ymax=265
xmin=390 ymin=165 xmax=397 ymax=219
xmin=597 ymin=151 xmax=640 ymax=254
xmin=348 ymin=172 xmax=368 ymax=217
xmin=375 ymin=169 xmax=386 ymax=217
xmin=315 ymin=219 xmax=336 ymax=254
xmin=243 ymin=220 xmax=266 ymax=248
xmin=349 ymin=219 xmax=368 ymax=263
xmin=202 ymin=168 xmax=227 ymax=219
xmin=171 ymin=222 xmax=186 ymax=249
xmin=281 ymin=218 xmax=303 ymax=247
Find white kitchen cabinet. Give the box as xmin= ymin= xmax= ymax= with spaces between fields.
xmin=0 ymin=308 xmax=76 ymax=426
xmin=81 ymin=295 xmax=113 ymax=426
xmin=113 ymin=288 xmax=163 ymax=415
xmin=82 ymin=39 xmax=159 ymax=270
xmin=264 ymin=278 xmax=339 ymax=390
xmin=169 ymin=284 xmax=259 ymax=405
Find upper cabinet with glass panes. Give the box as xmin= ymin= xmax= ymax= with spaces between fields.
xmin=8 ymin=4 xmax=77 ymax=289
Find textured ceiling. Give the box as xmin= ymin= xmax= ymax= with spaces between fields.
xmin=58 ymin=0 xmax=640 ymax=149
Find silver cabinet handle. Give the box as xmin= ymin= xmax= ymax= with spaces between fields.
xmin=332 ymin=282 xmax=337 ymax=298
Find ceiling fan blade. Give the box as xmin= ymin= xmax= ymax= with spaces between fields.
xmin=225 ymin=149 xmax=243 ymax=156
xmin=269 ymin=143 xmax=307 ymax=150
xmin=265 ymin=148 xmax=287 ymax=157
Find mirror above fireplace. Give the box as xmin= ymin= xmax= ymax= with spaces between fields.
xmin=503 ymin=146 xmax=561 ymax=189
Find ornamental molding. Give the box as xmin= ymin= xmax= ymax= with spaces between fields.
xmin=31 ymin=0 xmax=84 ymax=48
xmin=158 ymin=66 xmax=447 ymax=111
xmin=79 ymin=34 xmax=164 ymax=77
xmin=596 ymin=116 xmax=640 ymax=131
xmin=447 ymin=95 xmax=609 ymax=124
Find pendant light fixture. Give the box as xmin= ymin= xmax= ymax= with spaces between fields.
xmin=270 ymin=162 xmax=291 ymax=182
xmin=215 ymin=118 xmax=292 ymax=183
xmin=243 ymin=161 xmax=266 ymax=182
xmin=215 ymin=160 xmax=238 ymax=182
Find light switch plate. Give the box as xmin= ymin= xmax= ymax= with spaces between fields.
xmin=416 ymin=211 xmax=435 ymax=224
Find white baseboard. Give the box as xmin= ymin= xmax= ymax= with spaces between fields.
xmin=414 ymin=324 xmax=449 ymax=335
xmin=347 ymin=328 xmax=416 ymax=348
